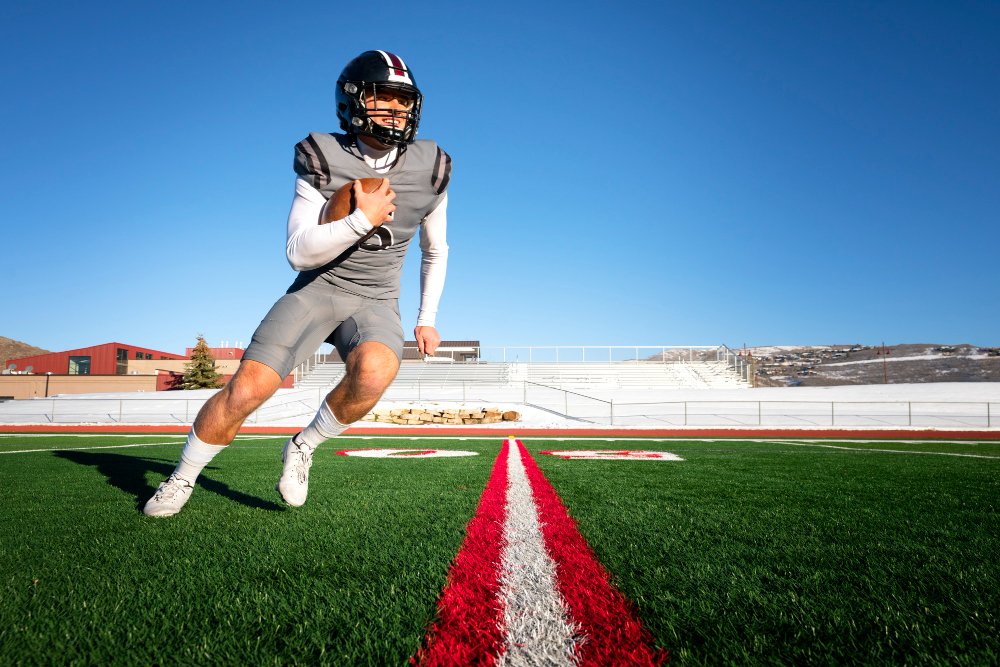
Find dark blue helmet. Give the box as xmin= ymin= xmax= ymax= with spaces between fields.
xmin=336 ymin=50 xmax=422 ymax=147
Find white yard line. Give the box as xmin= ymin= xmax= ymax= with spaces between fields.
xmin=763 ymin=440 xmax=1000 ymax=459
xmin=2 ymin=433 xmax=990 ymax=453
xmin=524 ymin=437 xmax=996 ymax=445
xmin=0 ymin=441 xmax=184 ymax=454
xmin=497 ymin=441 xmax=580 ymax=666
xmin=769 ymin=438 xmax=994 ymax=445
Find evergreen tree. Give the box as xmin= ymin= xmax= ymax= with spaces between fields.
xmin=179 ymin=335 xmax=224 ymax=390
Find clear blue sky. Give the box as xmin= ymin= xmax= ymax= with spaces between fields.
xmin=2 ymin=0 xmax=997 ymax=353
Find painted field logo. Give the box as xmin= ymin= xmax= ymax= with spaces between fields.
xmin=540 ymin=450 xmax=684 ymax=461
xmin=336 ymin=448 xmax=478 ymax=458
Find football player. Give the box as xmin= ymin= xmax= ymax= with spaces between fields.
xmin=144 ymin=50 xmax=451 ymax=517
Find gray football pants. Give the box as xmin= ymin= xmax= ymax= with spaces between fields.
xmin=242 ymin=286 xmax=404 ymax=380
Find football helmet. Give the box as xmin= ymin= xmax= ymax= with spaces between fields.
xmin=336 ymin=50 xmax=422 ymax=147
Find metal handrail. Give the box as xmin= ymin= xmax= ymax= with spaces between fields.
xmin=473 ymin=345 xmax=721 ymax=364
xmin=523 ymin=381 xmax=612 ymax=404
xmin=2 ymin=385 xmax=996 ymax=429
xmin=293 ymin=346 xmax=735 ymax=383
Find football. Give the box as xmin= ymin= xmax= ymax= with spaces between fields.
xmin=320 ymin=177 xmax=386 ymax=224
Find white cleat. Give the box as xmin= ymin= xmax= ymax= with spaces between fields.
xmin=143 ymin=474 xmax=195 ymax=517
xmin=277 ymin=437 xmax=315 ymax=507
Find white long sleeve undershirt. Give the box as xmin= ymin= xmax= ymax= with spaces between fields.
xmin=284 ymin=139 xmax=449 ymax=327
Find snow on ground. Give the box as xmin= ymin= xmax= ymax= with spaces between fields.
xmin=820 ymin=354 xmax=991 ymax=367
xmin=745 ymin=345 xmax=824 ymax=356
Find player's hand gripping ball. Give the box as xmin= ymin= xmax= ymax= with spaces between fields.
xmin=321 ymin=177 xmax=395 ymax=226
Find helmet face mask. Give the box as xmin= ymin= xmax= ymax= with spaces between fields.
xmin=337 ymin=51 xmax=423 ymax=147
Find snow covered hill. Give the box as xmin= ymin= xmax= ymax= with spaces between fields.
xmin=752 ymin=344 xmax=1000 ymax=386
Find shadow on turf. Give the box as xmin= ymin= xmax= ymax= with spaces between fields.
xmin=55 ymin=451 xmax=284 ymax=513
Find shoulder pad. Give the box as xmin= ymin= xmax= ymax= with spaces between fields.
xmin=293 ymin=134 xmax=332 ymax=190
xmin=430 ymin=146 xmax=452 ymax=195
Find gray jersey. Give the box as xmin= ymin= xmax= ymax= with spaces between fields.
xmin=288 ymin=132 xmax=451 ymax=299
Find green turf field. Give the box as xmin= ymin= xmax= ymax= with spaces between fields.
xmin=533 ymin=438 xmax=1000 ymax=666
xmin=1 ymin=434 xmax=998 ymax=666
xmin=0 ymin=435 xmax=493 ymax=666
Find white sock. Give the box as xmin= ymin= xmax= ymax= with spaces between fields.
xmin=293 ymin=400 xmax=349 ymax=449
xmin=173 ymin=430 xmax=226 ymax=483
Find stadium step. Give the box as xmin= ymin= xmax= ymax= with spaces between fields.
xmin=293 ymin=360 xmax=750 ymax=390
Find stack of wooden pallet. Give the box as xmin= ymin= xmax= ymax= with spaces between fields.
xmin=361 ymin=407 xmax=522 ymax=425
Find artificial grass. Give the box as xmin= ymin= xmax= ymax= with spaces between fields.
xmin=529 ymin=438 xmax=1000 ymax=666
xmin=3 ymin=435 xmax=999 ymax=665
xmin=0 ymin=436 xmax=494 ymax=666
xmin=0 ymin=434 xmax=186 ymax=454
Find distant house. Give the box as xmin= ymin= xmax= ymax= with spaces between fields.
xmin=402 ymin=340 xmax=481 ymax=362
xmin=5 ymin=342 xmax=186 ymax=376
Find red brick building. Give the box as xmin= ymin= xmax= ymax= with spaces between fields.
xmin=5 ymin=342 xmax=186 ymax=376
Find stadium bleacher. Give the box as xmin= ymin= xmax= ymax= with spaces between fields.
xmin=294 ymin=358 xmax=749 ymax=391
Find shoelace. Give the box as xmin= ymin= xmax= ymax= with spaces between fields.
xmin=155 ymin=475 xmax=191 ymax=501
xmin=291 ymin=444 xmax=315 ymax=485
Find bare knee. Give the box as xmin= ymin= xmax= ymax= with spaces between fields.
xmin=329 ymin=343 xmax=399 ymax=421
xmin=213 ymin=360 xmax=281 ymax=415
xmin=193 ymin=360 xmax=282 ymax=445
xmin=347 ymin=343 xmax=399 ymax=390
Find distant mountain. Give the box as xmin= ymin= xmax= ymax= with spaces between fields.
xmin=1 ymin=336 xmax=52 ymax=371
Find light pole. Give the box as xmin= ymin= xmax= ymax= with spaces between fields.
xmin=877 ymin=342 xmax=891 ymax=384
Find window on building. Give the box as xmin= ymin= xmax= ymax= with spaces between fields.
xmin=145 ymin=353 xmax=152 ymax=360
xmin=69 ymin=356 xmax=91 ymax=375
xmin=116 ymin=348 xmax=128 ymax=375
xmin=135 ymin=351 xmax=143 ymax=360
xmin=160 ymin=356 xmax=167 ymax=360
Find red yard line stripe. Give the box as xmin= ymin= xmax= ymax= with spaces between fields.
xmin=515 ymin=439 xmax=668 ymax=666
xmin=412 ymin=440 xmax=509 ymax=666
xmin=2 ymin=425 xmax=997 ymax=440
